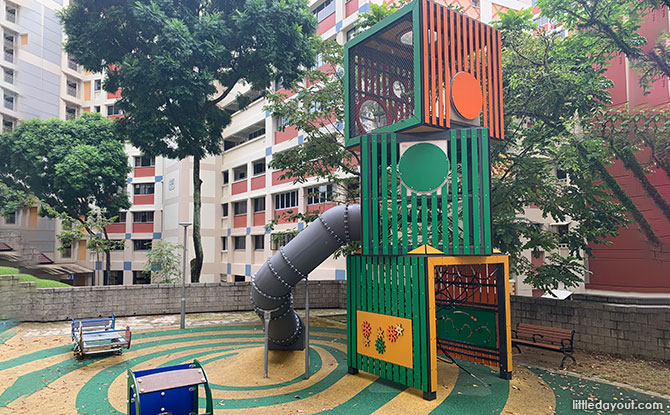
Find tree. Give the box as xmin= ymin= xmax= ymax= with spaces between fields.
xmin=0 ymin=113 xmax=131 ymax=283
xmin=267 ymin=6 xmax=636 ymax=293
xmin=537 ymin=0 xmax=670 ymax=89
xmin=144 ymin=240 xmax=183 ymax=284
xmin=0 ymin=185 xmax=32 ymax=218
xmin=61 ymin=0 xmax=318 ymax=282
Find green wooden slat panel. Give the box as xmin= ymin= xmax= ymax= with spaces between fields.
xmin=431 ymin=192 xmax=438 ymax=248
xmin=418 ymin=258 xmax=428 ymax=392
xmin=398 ymin=257 xmax=407 ymax=384
xmin=421 ymin=194 xmax=428 ymax=245
xmin=391 ymin=258 xmax=399 ymax=384
xmin=451 ymin=131 xmax=459 ymax=254
xmin=461 ymin=129 xmax=470 ymax=254
xmin=371 ymin=135 xmax=379 ymax=255
xmin=381 ymin=135 xmax=389 ymax=255
xmin=411 ymin=192 xmax=418 ymax=249
xmin=391 ymin=135 xmax=399 ymax=255
xmin=372 ymin=257 xmax=378 ymax=314
xmin=441 ymin=183 xmax=448 ymax=253
xmin=472 ymin=130 xmax=481 ymax=254
xmin=482 ymin=129 xmax=492 ymax=253
xmin=347 ymin=256 xmax=353 ymax=368
xmin=366 ymin=258 xmax=372 ymax=373
xmin=401 ymin=186 xmax=408 ymax=253
xmin=411 ymin=257 xmax=421 ymax=389
xmin=356 ymin=256 xmax=362 ymax=370
xmin=362 ymin=135 xmax=370 ymax=255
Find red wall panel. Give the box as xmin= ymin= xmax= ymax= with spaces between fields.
xmin=250 ymin=175 xmax=265 ymax=190
xmin=231 ymin=180 xmax=247 ymax=195
xmin=134 ymin=167 xmax=155 ymax=178
xmin=233 ymin=215 xmax=247 ymax=228
xmin=133 ymin=194 xmax=154 ymax=205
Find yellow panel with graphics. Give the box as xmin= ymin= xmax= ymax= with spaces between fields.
xmin=356 ymin=310 xmax=414 ymax=368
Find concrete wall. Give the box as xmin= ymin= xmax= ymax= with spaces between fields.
xmin=0 ymin=275 xmax=346 ymax=322
xmin=511 ymin=295 xmax=670 ymax=361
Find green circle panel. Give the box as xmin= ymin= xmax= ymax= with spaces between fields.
xmin=398 ymin=143 xmax=449 ymax=192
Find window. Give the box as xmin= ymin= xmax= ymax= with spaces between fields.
xmin=313 ymin=0 xmax=335 ymax=21
xmin=307 ymin=184 xmax=334 ymax=205
xmin=254 ymin=235 xmax=264 ymax=250
xmin=133 ymin=271 xmax=151 ymax=284
xmin=133 ymin=211 xmax=154 ymax=223
xmin=133 ymin=183 xmax=155 ymax=195
xmin=5 ymin=5 xmax=16 ymax=23
xmin=222 ymin=203 xmax=229 ymax=217
xmin=221 ymin=236 xmax=228 ymax=251
xmin=234 ymin=275 xmax=245 ymax=282
xmin=234 ymin=236 xmax=246 ymax=250
xmin=104 ymin=271 xmax=123 ymax=285
xmin=233 ymin=201 xmax=247 ymax=216
xmin=65 ymin=106 xmax=78 ymax=120
xmin=4 ymin=33 xmax=14 ymax=63
xmin=107 ymin=104 xmax=122 ymax=116
xmin=253 ymin=197 xmax=265 ymax=212
xmin=4 ymin=211 xmax=15 ymax=224
xmin=66 ymin=79 xmax=78 ymax=97
xmin=275 ymin=190 xmax=298 ymax=210
xmin=112 ymin=212 xmax=126 ymax=223
xmin=4 ymin=90 xmax=15 ymax=110
xmin=556 ymin=169 xmax=567 ymax=180
xmin=94 ymin=105 xmax=101 ymax=113
xmin=2 ymin=118 xmax=14 ymax=133
xmin=557 ymin=225 xmax=569 ymax=244
xmin=62 ymin=245 xmax=72 ymax=258
xmin=233 ymin=166 xmax=247 ymax=181
xmin=134 ymin=155 xmax=155 ymax=167
xmin=4 ymin=68 xmax=12 ymax=84
xmin=223 ymin=171 xmax=229 ymax=184
xmin=272 ymin=233 xmax=295 ymax=250
xmin=67 ymin=55 xmax=78 ymax=71
xmin=94 ymin=79 xmax=102 ymax=92
xmin=253 ymin=160 xmax=266 ymax=175
xmin=133 ymin=239 xmax=152 ymax=251
xmin=248 ymin=127 xmax=265 ymax=140
xmin=277 ymin=117 xmax=290 ymax=130
xmin=472 ymin=0 xmax=479 ymax=7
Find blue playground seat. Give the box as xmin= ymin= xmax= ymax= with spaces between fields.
xmin=127 ymin=359 xmax=213 ymax=415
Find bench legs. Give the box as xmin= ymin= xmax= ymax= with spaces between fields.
xmin=560 ymin=351 xmax=576 ymax=369
xmin=513 ymin=343 xmax=521 ymax=354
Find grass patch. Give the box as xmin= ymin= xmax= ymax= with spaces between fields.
xmin=0 ymin=266 xmax=69 ymax=288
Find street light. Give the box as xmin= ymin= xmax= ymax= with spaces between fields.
xmin=179 ymin=221 xmax=192 ymax=330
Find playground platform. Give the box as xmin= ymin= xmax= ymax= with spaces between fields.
xmin=0 ymin=311 xmax=668 ymax=414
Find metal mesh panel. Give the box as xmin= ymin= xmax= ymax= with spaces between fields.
xmin=349 ymin=13 xmax=415 ymax=138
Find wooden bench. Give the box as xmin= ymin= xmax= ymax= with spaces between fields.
xmin=512 ymin=323 xmax=575 ymax=368
xmin=71 ymin=315 xmax=131 ymax=358
xmin=127 ymin=359 xmax=213 ymax=415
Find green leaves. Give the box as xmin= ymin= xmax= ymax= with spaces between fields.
xmin=144 ymin=240 xmax=183 ymax=284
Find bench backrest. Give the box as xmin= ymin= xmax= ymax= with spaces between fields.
xmin=72 ymin=315 xmax=115 ymax=333
xmin=128 ymin=360 xmax=213 ymax=415
xmin=516 ymin=323 xmax=574 ymax=345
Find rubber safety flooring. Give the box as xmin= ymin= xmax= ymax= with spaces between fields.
xmin=0 ymin=320 xmax=669 ymax=414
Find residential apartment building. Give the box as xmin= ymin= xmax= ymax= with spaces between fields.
xmin=1 ymin=0 xmax=533 ymax=286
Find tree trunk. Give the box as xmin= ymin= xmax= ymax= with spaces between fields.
xmin=191 ymin=154 xmax=204 ymax=282
xmin=105 ymin=249 xmax=111 ymax=285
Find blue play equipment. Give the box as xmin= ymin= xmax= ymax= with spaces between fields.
xmin=127 ymin=359 xmax=213 ymax=415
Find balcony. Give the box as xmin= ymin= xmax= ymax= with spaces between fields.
xmin=250 ymin=174 xmax=265 ymax=190
xmin=132 ymin=222 xmax=154 ymax=233
xmin=134 ymin=166 xmax=155 ymax=178
xmin=231 ymin=179 xmax=247 ymax=195
xmin=4 ymin=49 xmax=13 ymax=63
xmin=104 ymin=223 xmax=126 ymax=234
xmin=133 ymin=194 xmax=154 ymax=205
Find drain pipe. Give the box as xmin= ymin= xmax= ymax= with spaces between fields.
xmin=250 ymin=203 xmax=361 ymax=349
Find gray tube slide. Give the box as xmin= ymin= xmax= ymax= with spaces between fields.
xmin=250 ymin=203 xmax=361 ymax=349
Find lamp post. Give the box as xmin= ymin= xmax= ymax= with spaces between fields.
xmin=179 ymin=222 xmax=192 ymax=329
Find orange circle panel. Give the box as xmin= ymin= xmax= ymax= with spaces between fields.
xmin=451 ymin=72 xmax=483 ymax=120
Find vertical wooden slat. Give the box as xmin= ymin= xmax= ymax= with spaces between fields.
xmin=444 ymin=9 xmax=451 ymax=127
xmin=475 ymin=20 xmax=481 ymax=110
xmin=472 ymin=131 xmax=480 ymax=254
xmin=436 ymin=6 xmax=444 ymax=127
xmin=411 ymin=192 xmax=418 ymax=249
xmin=450 ymin=131 xmax=459 ymax=254
xmin=490 ymin=27 xmax=498 ymax=139
xmin=496 ymin=29 xmax=504 ymax=140
xmin=461 ymin=130 xmax=470 ymax=254
xmin=401 ymin=185 xmax=408 ymax=253
xmin=378 ymin=258 xmax=386 ymax=379
xmin=482 ymin=129 xmax=492 ymax=253
xmin=347 ymin=256 xmax=353 ymax=369
xmin=381 ymin=135 xmax=389 ymax=255
xmin=429 ymin=1 xmax=437 ymax=126
xmin=391 ymin=135 xmax=399 ymax=254
xmin=486 ymin=25 xmax=494 ymax=138
xmin=469 ymin=18 xmax=475 ymax=74
xmin=362 ymin=258 xmax=369 ymax=372
xmin=421 ymin=194 xmax=428 ymax=245
xmin=480 ymin=22 xmax=488 ymax=129
xmin=431 ymin=192 xmax=438 ymax=248
xmin=391 ymin=257 xmax=400 ymax=384
xmin=418 ymin=258 xmax=428 ymax=392
xmin=441 ymin=183 xmax=448 ymax=253
xmin=411 ymin=257 xmax=421 ymax=389
xmin=422 ymin=0 xmax=430 ymax=124
xmin=362 ymin=135 xmax=370 ymax=255
xmin=371 ymin=135 xmax=379 ymax=255
xmin=449 ymin=9 xmax=455 ymax=78
xmin=404 ymin=257 xmax=414 ymax=384
xmin=398 ymin=257 xmax=407 ymax=384
xmin=456 ymin=12 xmax=462 ymax=73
